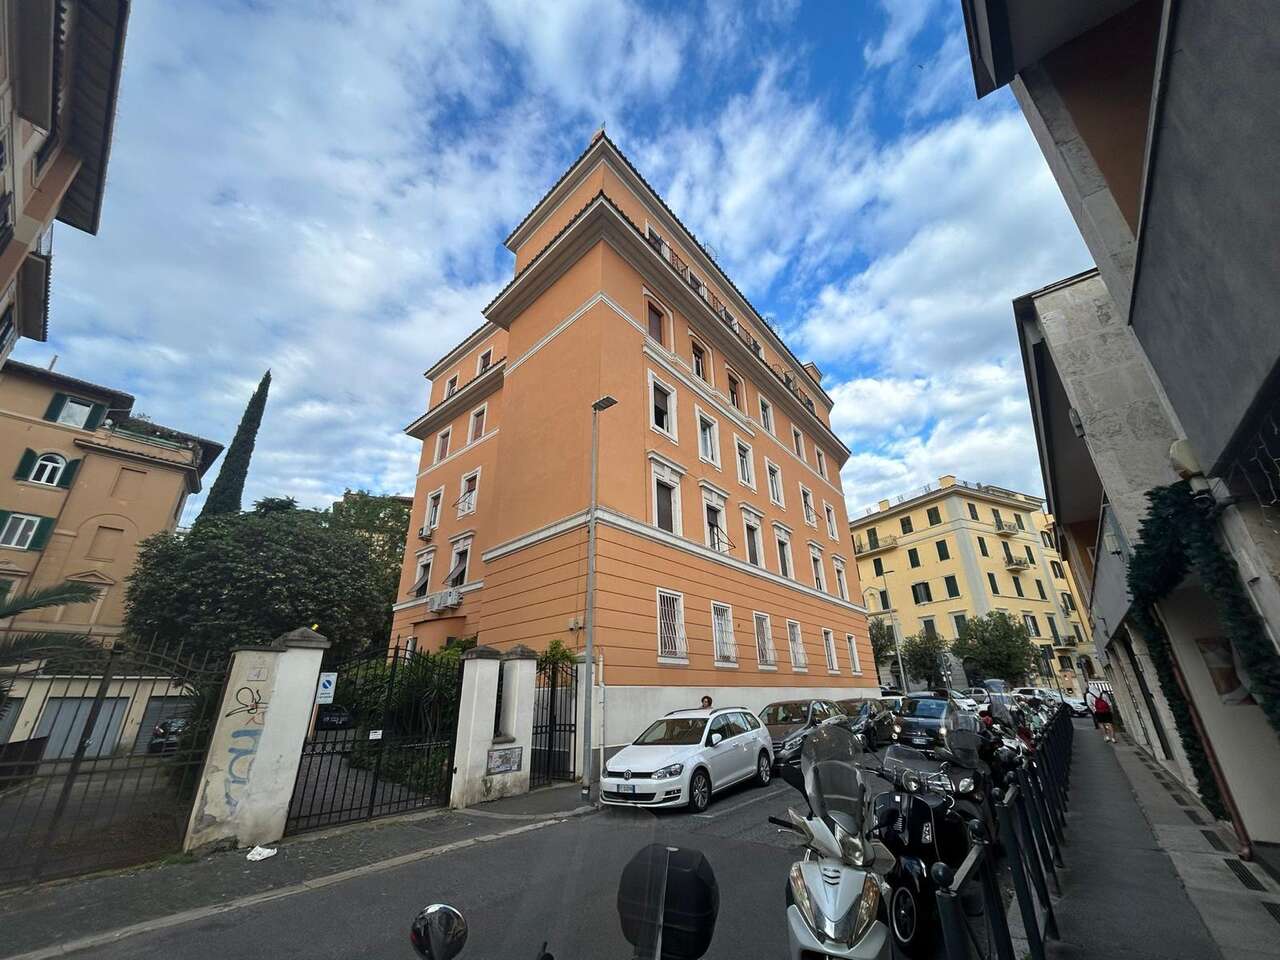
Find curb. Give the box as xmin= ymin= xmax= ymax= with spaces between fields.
xmin=461 ymin=803 xmax=597 ymax=822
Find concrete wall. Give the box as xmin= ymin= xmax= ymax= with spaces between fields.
xmin=450 ymin=648 xmax=538 ymax=808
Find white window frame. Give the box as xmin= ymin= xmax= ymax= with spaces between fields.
xmin=753 ymin=612 xmax=777 ymax=668
xmin=648 ymin=369 xmax=678 ymax=442
xmin=711 ymin=601 xmax=736 ymax=665
xmin=411 ymin=550 xmax=435 ymax=597
xmin=774 ymin=525 xmax=794 ymax=580
xmin=689 ymin=335 xmax=713 ymax=386
xmin=457 ymin=468 xmax=480 ymax=517
xmin=434 ymin=427 xmax=452 ymax=464
xmin=645 ymin=297 xmax=669 ymax=347
xmin=444 ymin=374 xmax=459 ymax=398
xmin=29 ymin=453 xmax=66 ymax=486
xmin=1023 ymin=613 xmax=1041 ymax=637
xmin=759 ymin=396 xmax=774 ymax=435
xmin=695 ymin=406 xmax=720 ymax=468
xmin=815 ymin=448 xmax=827 ymax=479
xmin=786 ymin=619 xmax=808 ymax=671
xmin=822 ymin=628 xmax=839 ymax=673
xmin=832 ymin=557 xmax=849 ymax=601
xmin=765 ymin=458 xmax=785 ymax=507
xmin=57 ymin=398 xmax=94 ymax=429
xmin=791 ymin=426 xmax=805 ymax=462
xmin=823 ymin=501 xmax=838 ymax=540
xmin=702 ymin=488 xmax=730 ymax=553
xmin=725 ymin=367 xmax=744 ymax=412
xmin=0 ymin=513 xmax=41 ymax=549
xmin=476 ymin=348 xmax=494 ymax=376
xmin=800 ymin=484 xmax=817 ymax=527
xmin=445 ymin=538 xmax=472 ymax=588
xmin=846 ymin=633 xmax=862 ymax=675
xmin=737 ymin=440 xmax=752 ymax=491
xmin=649 ymin=455 xmax=685 ymax=536
xmin=742 ymin=511 xmax=764 ymax=569
xmin=657 ymin=588 xmax=688 ymax=662
xmin=468 ymin=403 xmax=487 ymax=443
xmin=810 ymin=546 xmax=826 ymax=592
xmin=425 ymin=486 xmax=445 ymax=530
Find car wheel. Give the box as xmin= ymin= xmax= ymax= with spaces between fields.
xmin=755 ymin=751 xmax=772 ymax=786
xmin=688 ymin=769 xmax=711 ymax=812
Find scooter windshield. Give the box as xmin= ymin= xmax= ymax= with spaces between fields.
xmin=799 ymin=723 xmax=866 ymax=836
xmin=941 ymin=708 xmax=983 ymax=768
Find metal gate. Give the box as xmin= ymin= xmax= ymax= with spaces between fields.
xmin=0 ymin=640 xmax=228 ymax=887
xmin=530 ymin=659 xmax=577 ymax=788
xmin=285 ymin=645 xmax=462 ymax=835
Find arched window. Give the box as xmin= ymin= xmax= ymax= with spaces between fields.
xmin=29 ymin=453 xmax=66 ymax=486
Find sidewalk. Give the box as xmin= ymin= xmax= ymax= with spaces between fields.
xmin=0 ymin=785 xmax=595 ymax=960
xmin=1046 ymin=720 xmax=1278 ymax=960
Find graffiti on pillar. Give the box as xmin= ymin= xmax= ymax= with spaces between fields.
xmin=223 ymin=685 xmax=269 ymax=813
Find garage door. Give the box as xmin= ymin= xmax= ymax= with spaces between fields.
xmin=34 ymin=697 xmax=130 ymax=760
xmin=131 ymin=696 xmax=194 ymax=754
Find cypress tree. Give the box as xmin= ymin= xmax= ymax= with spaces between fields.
xmin=198 ymin=370 xmax=271 ymax=520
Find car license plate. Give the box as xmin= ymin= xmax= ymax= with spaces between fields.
xmin=618 ymin=783 xmax=635 ymax=794
xmin=912 ymin=736 xmax=929 ymax=746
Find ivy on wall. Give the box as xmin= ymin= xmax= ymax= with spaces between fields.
xmin=1126 ymin=480 xmax=1280 ymax=819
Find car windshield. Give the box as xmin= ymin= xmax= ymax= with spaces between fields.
xmin=634 ymin=717 xmax=707 ymax=745
xmin=760 ymin=702 xmax=809 ymax=725
xmin=902 ymin=698 xmax=948 ymax=718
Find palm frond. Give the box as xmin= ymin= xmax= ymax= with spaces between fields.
xmin=0 ymin=581 xmax=100 ymax=620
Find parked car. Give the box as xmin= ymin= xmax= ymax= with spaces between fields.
xmin=940 ymin=689 xmax=979 ymax=712
xmin=834 ymin=698 xmax=896 ymax=749
xmin=964 ymin=687 xmax=991 ymax=705
xmin=890 ymin=696 xmax=955 ymax=749
xmin=758 ymin=699 xmax=843 ymax=770
xmin=146 ymin=718 xmax=188 ymax=754
xmin=316 ymin=704 xmax=354 ymax=730
xmin=600 ymin=707 xmax=773 ymax=812
xmin=1062 ymin=696 xmax=1091 ymax=717
xmin=1014 ymin=686 xmax=1066 ymax=703
xmin=881 ymin=694 xmax=905 ymax=716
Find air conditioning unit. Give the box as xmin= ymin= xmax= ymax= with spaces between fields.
xmin=418 ymin=526 xmax=433 ymax=542
xmin=427 ymin=588 xmax=464 ymax=613
xmin=441 ymin=588 xmax=463 ymax=609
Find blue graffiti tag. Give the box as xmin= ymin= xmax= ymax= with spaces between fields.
xmin=224 ymin=727 xmax=263 ymax=813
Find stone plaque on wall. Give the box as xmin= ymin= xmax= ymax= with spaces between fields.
xmin=487 ymin=746 xmax=522 ymax=775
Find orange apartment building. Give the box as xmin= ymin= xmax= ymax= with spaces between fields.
xmin=391 ymin=133 xmax=875 ymax=750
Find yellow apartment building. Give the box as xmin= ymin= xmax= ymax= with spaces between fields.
xmin=0 ymin=360 xmax=222 ymax=637
xmin=0 ymin=1 xmax=130 ymax=367
xmin=850 ymin=475 xmax=1095 ymax=696
xmin=391 ymin=133 xmax=875 ymax=747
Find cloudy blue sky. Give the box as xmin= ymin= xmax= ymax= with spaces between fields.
xmin=17 ymin=0 xmax=1090 ymax=519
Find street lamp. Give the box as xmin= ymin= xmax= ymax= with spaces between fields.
xmin=582 ymin=394 xmax=616 ymax=802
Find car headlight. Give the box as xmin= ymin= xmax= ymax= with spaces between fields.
xmin=789 ymin=862 xmax=818 ymax=934
xmin=852 ymin=872 xmax=881 ymax=944
xmin=957 ymin=776 xmax=975 ymax=794
xmin=651 ymin=763 xmax=684 ymax=780
xmin=782 ymin=736 xmax=803 ymax=753
xmin=893 ymin=723 xmax=901 ymax=734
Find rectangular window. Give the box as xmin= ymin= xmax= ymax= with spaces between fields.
xmin=801 ymin=487 xmax=816 ymax=526
xmin=766 ymin=461 xmax=784 ymax=506
xmin=469 ymin=406 xmax=486 ymax=442
xmin=457 ymin=471 xmax=479 ymax=516
xmin=754 ymin=613 xmax=776 ymax=666
xmin=776 ymin=535 xmax=793 ymax=578
xmin=911 ymin=581 xmax=933 ymax=604
xmin=647 ymin=302 xmax=665 ymax=345
xmin=657 ymin=589 xmax=687 ymax=659
xmin=0 ymin=513 xmax=42 ymax=549
xmin=651 ymin=378 xmax=675 ymax=437
xmin=824 ymin=504 xmax=838 ymax=540
xmin=846 ymin=633 xmax=862 ymax=674
xmin=988 ymin=572 xmax=1000 ymax=595
xmin=655 ymin=480 xmax=676 ymax=533
xmin=992 ymin=508 xmax=1003 ymax=525
xmin=787 ymin=620 xmax=807 ymax=669
xmin=446 ymin=543 xmax=470 ymax=587
xmin=791 ymin=427 xmax=804 ymax=460
xmin=759 ymin=397 xmax=774 ymax=434
xmin=1024 ymin=545 xmax=1035 ymax=563
xmin=1058 ymin=654 xmax=1073 ymax=671
xmin=1041 ymin=531 xmax=1053 ymax=548
xmin=691 ymin=341 xmax=709 ymax=382
xmin=944 ymin=575 xmax=960 ymax=598
xmin=921 ymin=618 xmax=938 ymax=640
xmin=705 ymin=502 xmax=728 ymax=552
xmin=879 ymin=589 xmax=890 ymax=610
xmin=832 ymin=558 xmax=849 ymax=600
xmin=1035 ymin=579 xmax=1047 ymax=600
xmin=1003 ymin=542 xmax=1015 ymax=563
xmin=744 ymin=519 xmax=762 ymax=567
xmin=811 ymin=551 xmax=825 ymax=592
xmin=1013 ymin=577 xmax=1024 ymax=598
xmin=736 ymin=440 xmax=754 ymax=486
xmin=435 ymin=428 xmax=451 ymax=463
xmin=426 ymin=490 xmax=443 ymax=529
xmin=900 ymin=516 xmax=914 ymax=534
xmin=977 ymin=536 xmax=989 ymax=557
xmin=1072 ymin=623 xmax=1084 ymax=643
xmin=815 ymin=448 xmax=827 ymax=478
xmin=953 ymin=613 xmax=967 ymax=637
xmin=411 ymin=555 xmax=433 ymax=598
xmin=727 ymin=372 xmax=742 ymax=410
xmin=908 ymin=547 xmax=920 ymax=568
xmin=712 ymin=602 xmax=736 ymax=663
xmin=1015 ymin=513 xmax=1025 ymax=530
xmin=936 ymin=539 xmax=950 ymax=561
xmin=967 ymin=502 xmax=979 ymax=520
xmin=822 ymin=629 xmax=838 ymax=672
xmin=873 ymin=557 xmax=884 ymax=577
xmin=445 ymin=375 xmax=458 ymax=398
xmin=1051 ymin=560 xmax=1064 ymax=578
xmin=927 ymin=506 xmax=942 ymax=525
xmin=867 ymin=527 xmax=879 ymax=549
xmin=1062 ymin=592 xmax=1076 ymax=612
xmin=698 ymin=413 xmax=719 ymax=465
xmin=477 ymin=349 xmax=493 ymax=374
xmin=1047 ymin=615 xmax=1060 ymax=640
xmin=1023 ymin=614 xmax=1040 ymax=637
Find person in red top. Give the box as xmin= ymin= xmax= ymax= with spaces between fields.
xmin=1092 ymin=693 xmax=1115 ymax=742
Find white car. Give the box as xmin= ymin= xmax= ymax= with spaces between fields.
xmin=600 ymin=707 xmax=774 ymax=812
xmin=948 ymin=690 xmax=980 ymax=712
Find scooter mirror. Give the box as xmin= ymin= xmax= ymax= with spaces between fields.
xmin=410 ymin=904 xmax=468 ymax=960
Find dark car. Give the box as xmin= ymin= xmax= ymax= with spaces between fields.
xmin=890 ymin=696 xmax=955 ymax=750
xmin=316 ymin=704 xmax=353 ymax=730
xmin=758 ymin=699 xmax=843 ymax=769
xmin=146 ymin=718 xmax=188 ymax=754
xmin=834 ymin=698 xmax=895 ymax=749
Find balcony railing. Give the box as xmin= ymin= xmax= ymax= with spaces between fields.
xmin=993 ymin=518 xmax=1018 ymax=536
xmin=854 ymin=533 xmax=897 ymax=555
xmin=1003 ymin=555 xmax=1032 ymax=571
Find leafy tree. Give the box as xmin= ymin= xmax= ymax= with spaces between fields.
xmin=901 ymin=631 xmax=949 ymax=687
xmin=951 ymin=611 xmax=1039 ymax=684
xmin=197 ymin=369 xmax=271 ymax=520
xmin=868 ymin=618 xmax=895 ymax=666
xmin=0 ymin=582 xmax=100 ymax=710
xmin=124 ymin=506 xmax=386 ymax=662
xmin=330 ymin=490 xmax=412 ymax=615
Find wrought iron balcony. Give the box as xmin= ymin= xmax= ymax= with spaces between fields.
xmin=1003 ymin=555 xmax=1032 ymax=571
xmin=854 ymin=533 xmax=897 ymax=555
xmin=993 ymin=518 xmax=1018 ymax=536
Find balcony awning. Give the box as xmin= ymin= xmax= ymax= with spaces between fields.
xmin=17 ymin=250 xmax=52 ymax=341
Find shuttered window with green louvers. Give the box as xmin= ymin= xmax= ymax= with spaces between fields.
xmin=43 ymin=393 xmax=107 ymax=431
xmin=13 ymin=448 xmax=80 ymax=487
xmin=0 ymin=511 xmax=54 ymax=550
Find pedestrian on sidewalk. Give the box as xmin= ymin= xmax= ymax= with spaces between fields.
xmin=1092 ymin=693 xmax=1115 ymax=742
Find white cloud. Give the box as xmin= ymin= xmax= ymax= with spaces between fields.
xmin=863 ymin=0 xmax=938 ymax=69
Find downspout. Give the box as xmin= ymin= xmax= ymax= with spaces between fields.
xmin=597 ymin=649 xmax=605 ymax=789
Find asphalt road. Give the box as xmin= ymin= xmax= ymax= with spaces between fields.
xmin=67 ymin=776 xmax=809 ymax=960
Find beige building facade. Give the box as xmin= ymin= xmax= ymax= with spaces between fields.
xmin=850 ymin=475 xmax=1094 ymax=695
xmin=0 ymin=360 xmax=221 ymax=637
xmin=392 ymin=134 xmax=876 ymax=750
xmin=0 ymin=0 xmax=130 ymax=368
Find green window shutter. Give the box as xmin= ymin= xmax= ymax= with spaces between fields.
xmin=0 ymin=510 xmax=11 ymax=538
xmin=85 ymin=404 xmax=107 ymax=431
xmin=28 ymin=517 xmax=54 ymax=551
xmin=44 ymin=393 xmax=68 ymax=422
xmin=14 ymin=448 xmax=36 ymax=480
xmin=57 ymin=458 xmax=81 ymax=489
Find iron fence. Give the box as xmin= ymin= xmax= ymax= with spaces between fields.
xmin=530 ymin=659 xmax=577 ymax=788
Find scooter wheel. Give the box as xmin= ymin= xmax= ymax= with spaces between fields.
xmin=890 ymin=885 xmax=937 ymax=958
